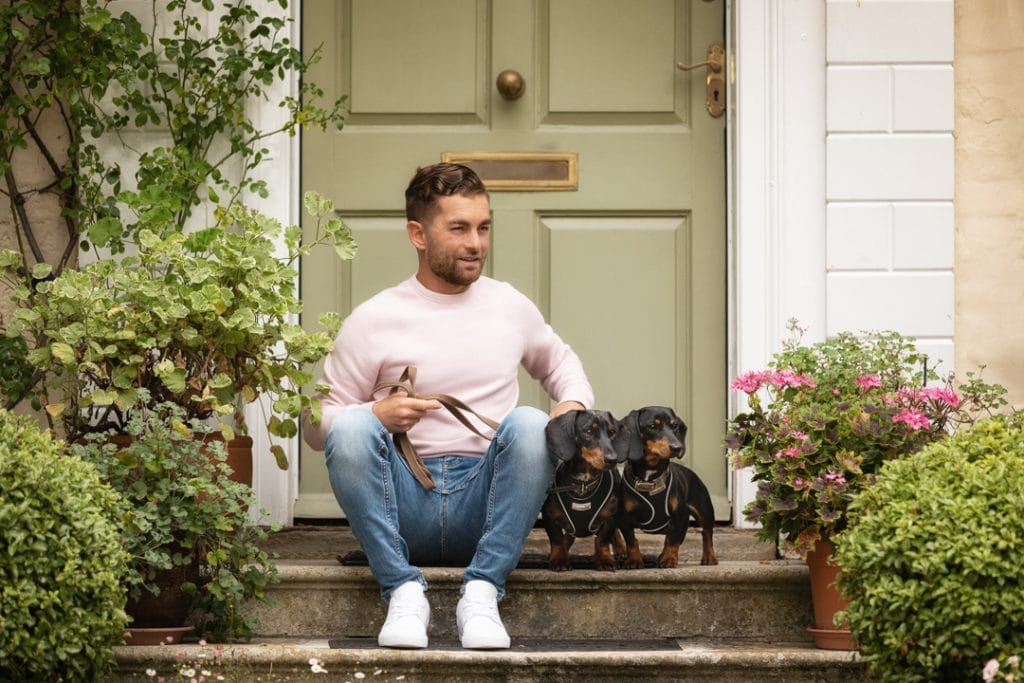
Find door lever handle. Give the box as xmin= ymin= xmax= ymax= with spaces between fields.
xmin=676 ymin=42 xmax=725 ymax=118
xmin=677 ymin=42 xmax=724 ymax=73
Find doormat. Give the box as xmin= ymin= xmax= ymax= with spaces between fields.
xmin=336 ymin=550 xmax=660 ymax=569
xmin=328 ymin=638 xmax=682 ymax=652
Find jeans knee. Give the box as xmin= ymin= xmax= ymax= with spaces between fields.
xmin=325 ymin=408 xmax=387 ymax=472
xmin=499 ymin=406 xmax=552 ymax=468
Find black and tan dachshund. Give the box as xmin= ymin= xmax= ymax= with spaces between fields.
xmin=617 ymin=406 xmax=718 ymax=568
xmin=543 ymin=410 xmax=628 ymax=571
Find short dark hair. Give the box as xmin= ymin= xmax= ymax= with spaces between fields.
xmin=405 ymin=162 xmax=488 ymax=223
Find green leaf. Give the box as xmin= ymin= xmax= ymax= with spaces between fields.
xmin=81 ymin=6 xmax=112 ymax=31
xmin=86 ymin=217 xmax=124 ymax=247
xmin=31 ymin=263 xmax=52 ymax=280
xmin=50 ymin=342 xmax=75 ymax=364
xmin=209 ymin=373 xmax=233 ymax=389
xmin=89 ymin=389 xmax=118 ymax=406
xmin=303 ymin=190 xmax=332 ymax=218
xmin=155 ymin=361 xmax=186 ymax=394
xmin=270 ymin=445 xmax=289 ymax=470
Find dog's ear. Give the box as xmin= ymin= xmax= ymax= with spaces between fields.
xmin=668 ymin=408 xmax=688 ymax=458
xmin=545 ymin=410 xmax=579 ymax=464
xmin=616 ymin=409 xmax=645 ymax=462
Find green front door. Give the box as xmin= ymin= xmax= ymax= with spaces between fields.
xmin=297 ymin=0 xmax=728 ymax=520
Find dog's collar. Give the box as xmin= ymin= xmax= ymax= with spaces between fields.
xmin=625 ymin=466 xmax=670 ymax=496
xmin=549 ymin=466 xmax=606 ymax=498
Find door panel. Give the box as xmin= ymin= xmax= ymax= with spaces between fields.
xmin=298 ymin=0 xmax=728 ymax=519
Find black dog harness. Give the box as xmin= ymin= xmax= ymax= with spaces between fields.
xmin=549 ymin=466 xmax=617 ymax=537
xmin=623 ymin=467 xmax=674 ymax=533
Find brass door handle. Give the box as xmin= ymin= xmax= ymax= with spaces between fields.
xmin=677 ymin=42 xmax=724 ymax=74
xmin=677 ymin=42 xmax=725 ymax=118
xmin=496 ymin=69 xmax=526 ymax=100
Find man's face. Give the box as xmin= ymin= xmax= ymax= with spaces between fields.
xmin=410 ymin=193 xmax=491 ymax=294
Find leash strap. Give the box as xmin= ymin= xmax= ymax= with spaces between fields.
xmin=371 ymin=366 xmax=500 ymax=491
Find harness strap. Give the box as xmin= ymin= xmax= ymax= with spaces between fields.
xmin=371 ymin=366 xmax=500 ymax=491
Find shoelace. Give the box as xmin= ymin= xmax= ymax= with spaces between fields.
xmin=387 ymin=598 xmax=427 ymax=621
xmin=460 ymin=598 xmax=502 ymax=624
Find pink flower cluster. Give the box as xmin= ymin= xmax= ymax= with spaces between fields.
xmin=730 ymin=369 xmax=817 ymax=394
xmin=892 ymin=386 xmax=961 ymax=407
xmin=893 ymin=408 xmax=931 ymax=430
xmin=855 ymin=374 xmax=883 ymax=389
xmin=823 ymin=470 xmax=847 ymax=486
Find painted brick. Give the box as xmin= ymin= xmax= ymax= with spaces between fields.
xmin=894 ymin=66 xmax=954 ymax=131
xmin=827 ymin=66 xmax=891 ymax=132
xmin=827 ymin=1 xmax=953 ymax=63
xmin=826 ymin=203 xmax=891 ymax=270
xmin=827 ymin=272 xmax=954 ymax=337
xmin=827 ymin=134 xmax=953 ymax=200
xmin=892 ymin=203 xmax=954 ymax=269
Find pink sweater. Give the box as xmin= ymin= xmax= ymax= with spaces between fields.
xmin=303 ymin=276 xmax=594 ymax=455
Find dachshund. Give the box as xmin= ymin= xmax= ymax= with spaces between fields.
xmin=617 ymin=406 xmax=718 ymax=568
xmin=542 ymin=410 xmax=628 ymax=571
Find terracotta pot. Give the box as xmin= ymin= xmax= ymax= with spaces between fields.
xmin=124 ymin=552 xmax=200 ymax=634
xmin=197 ymin=433 xmax=254 ymax=487
xmin=805 ymin=538 xmax=858 ymax=650
xmin=107 ymin=432 xmax=253 ymax=487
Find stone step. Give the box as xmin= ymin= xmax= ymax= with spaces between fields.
xmin=250 ymin=525 xmax=811 ymax=643
xmin=113 ymin=638 xmax=869 ymax=682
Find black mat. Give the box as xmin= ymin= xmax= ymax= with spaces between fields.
xmin=328 ymin=637 xmax=681 ymax=652
xmin=337 ymin=550 xmax=662 ymax=569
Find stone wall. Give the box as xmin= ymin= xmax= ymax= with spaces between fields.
xmin=955 ymin=2 xmax=1024 ymax=406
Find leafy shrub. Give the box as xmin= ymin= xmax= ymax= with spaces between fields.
xmin=70 ymin=404 xmax=278 ymax=641
xmin=837 ymin=416 xmax=1024 ymax=682
xmin=0 ymin=409 xmax=129 ymax=681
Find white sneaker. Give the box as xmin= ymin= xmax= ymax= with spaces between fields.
xmin=377 ymin=581 xmax=430 ymax=649
xmin=456 ymin=580 xmax=511 ymax=649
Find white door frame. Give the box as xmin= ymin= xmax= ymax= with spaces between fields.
xmin=250 ymin=0 xmax=828 ymax=527
xmin=242 ymin=0 xmax=303 ymax=526
xmin=730 ymin=0 xmax=826 ymax=526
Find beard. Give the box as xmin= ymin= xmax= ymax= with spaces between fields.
xmin=426 ymin=248 xmax=485 ymax=288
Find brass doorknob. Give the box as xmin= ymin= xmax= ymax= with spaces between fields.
xmin=496 ymin=69 xmax=526 ymax=100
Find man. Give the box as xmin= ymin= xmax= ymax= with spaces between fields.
xmin=304 ymin=163 xmax=593 ymax=650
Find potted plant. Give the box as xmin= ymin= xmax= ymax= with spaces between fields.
xmin=69 ymin=401 xmax=278 ymax=643
xmin=725 ymin=320 xmax=1006 ymax=648
xmin=0 ymin=192 xmax=355 ymax=472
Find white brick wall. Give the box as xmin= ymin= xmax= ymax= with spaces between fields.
xmin=825 ymin=0 xmax=955 ymax=375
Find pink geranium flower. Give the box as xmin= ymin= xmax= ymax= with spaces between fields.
xmin=855 ymin=374 xmax=882 ymax=389
xmin=893 ymin=408 xmax=930 ymax=430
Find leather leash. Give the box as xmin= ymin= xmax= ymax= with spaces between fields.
xmin=371 ymin=366 xmax=500 ymax=491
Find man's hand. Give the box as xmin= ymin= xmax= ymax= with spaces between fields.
xmin=373 ymin=394 xmax=442 ymax=433
xmin=549 ymin=400 xmax=585 ymax=419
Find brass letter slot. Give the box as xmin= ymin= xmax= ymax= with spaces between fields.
xmin=441 ymin=152 xmax=578 ymax=191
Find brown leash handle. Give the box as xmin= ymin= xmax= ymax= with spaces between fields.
xmin=371 ymin=366 xmax=499 ymax=491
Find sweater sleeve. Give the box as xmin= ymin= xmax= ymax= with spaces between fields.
xmin=515 ymin=289 xmax=595 ymax=410
xmin=301 ymin=309 xmax=380 ymax=451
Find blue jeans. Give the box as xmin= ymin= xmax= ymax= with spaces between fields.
xmin=324 ymin=406 xmax=553 ymax=602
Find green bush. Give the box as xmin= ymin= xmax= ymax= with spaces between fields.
xmin=837 ymin=416 xmax=1024 ymax=682
xmin=0 ymin=409 xmax=129 ymax=681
